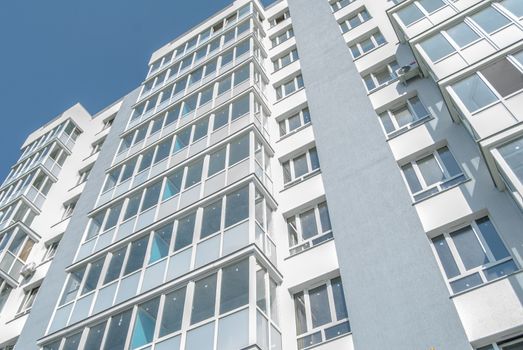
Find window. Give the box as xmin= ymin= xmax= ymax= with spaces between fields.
xmin=0 ymin=279 xmax=13 ymax=313
xmin=471 ymin=6 xmax=510 ymax=34
xmin=279 ymin=107 xmax=311 ymax=137
xmin=419 ymin=33 xmax=455 ymax=62
xmin=62 ymin=200 xmax=76 ymax=220
xmin=270 ymin=10 xmax=290 ymax=27
xmin=104 ymin=247 xmax=126 ymax=285
xmin=43 ymin=239 xmax=60 ymax=261
xmin=349 ymin=31 xmax=386 ymax=58
xmin=201 ymin=200 xmax=222 ymax=239
xmin=282 ymin=148 xmax=320 ymax=185
xmin=228 ymin=134 xmax=250 ymax=166
xmin=273 ymin=48 xmax=299 ymax=71
xmin=208 ymin=147 xmax=226 ymax=177
xmin=231 ymin=94 xmax=250 ymax=120
xmin=84 ymin=323 xmax=106 ymax=349
xmin=294 ymin=278 xmax=350 ymax=349
xmin=174 ymin=212 xmax=196 ymax=251
xmin=225 ymin=186 xmax=249 ymax=227
xmin=81 ymin=258 xmax=104 ymax=295
xmin=451 ymin=57 xmax=523 ymax=113
xmin=396 ymin=0 xmax=446 ymax=26
xmin=18 ymin=285 xmax=39 ymax=313
xmin=163 ymin=170 xmax=183 ymax=200
xmin=77 ymin=167 xmax=91 ymax=185
xmin=432 ymin=217 xmax=517 ymax=294
xmin=271 ymin=27 xmax=294 ymax=48
xmin=130 ymin=297 xmax=160 ymax=349
xmin=220 ymin=259 xmax=249 ymax=313
xmin=362 ymin=61 xmax=400 ymax=91
xmin=445 ymin=22 xmax=480 ymax=49
xmin=104 ymin=310 xmax=132 ymax=350
xmin=339 ymin=9 xmax=371 ymax=33
xmin=159 ymin=287 xmax=186 ymax=337
xmin=60 ymin=267 xmax=85 ymax=305
xmin=184 ymin=159 xmax=204 ymax=188
xmin=276 ymin=75 xmax=304 ymax=100
xmin=91 ymin=139 xmax=104 ymax=155
xmin=191 ymin=273 xmax=217 ymax=324
xmin=124 ymin=236 xmax=148 ymax=275
xmin=497 ymin=135 xmax=523 ymax=206
xmin=331 ymin=0 xmax=355 ymax=12
xmin=378 ymin=96 xmax=430 ymax=137
xmin=401 ymin=146 xmax=466 ymax=201
xmin=287 ymin=202 xmax=332 ymax=255
xmin=149 ymin=223 xmax=173 ymax=263
xmin=500 ymin=0 xmax=523 ymax=18
xmin=141 ymin=181 xmax=161 ymax=211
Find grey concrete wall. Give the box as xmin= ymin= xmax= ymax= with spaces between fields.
xmin=14 ymin=88 xmax=140 ymax=350
xmin=285 ymin=1 xmax=472 ymax=349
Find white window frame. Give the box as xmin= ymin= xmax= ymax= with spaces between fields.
xmin=282 ymin=147 xmax=320 ymax=186
xmin=339 ymin=8 xmax=371 ymax=33
xmin=362 ymin=60 xmax=400 ymax=92
xmin=431 ymin=217 xmax=518 ymax=294
xmin=349 ymin=31 xmax=387 ymax=59
xmin=378 ymin=95 xmax=431 ymax=138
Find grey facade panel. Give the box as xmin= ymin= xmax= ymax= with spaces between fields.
xmin=14 ymin=88 xmax=140 ymax=350
xmin=285 ymin=0 xmax=471 ymax=348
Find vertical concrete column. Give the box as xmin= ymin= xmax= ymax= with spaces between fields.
xmin=285 ymin=0 xmax=471 ymax=348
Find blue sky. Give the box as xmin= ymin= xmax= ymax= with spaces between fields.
xmin=0 ymin=0 xmax=273 ymax=179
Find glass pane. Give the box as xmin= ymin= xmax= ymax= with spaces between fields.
xmin=104 ymin=247 xmax=126 ymax=284
xmin=231 ymin=95 xmax=250 ymax=121
xmin=331 ymin=277 xmax=348 ymax=320
xmin=234 ymin=65 xmax=250 ymax=86
xmin=213 ymin=107 xmax=229 ymax=131
xmin=85 ymin=322 xmax=106 ymax=350
xmin=392 ymin=106 xmax=414 ymax=127
xmin=163 ymin=171 xmax=183 ymax=200
xmin=124 ymin=194 xmax=141 ymax=220
xmin=193 ymin=118 xmax=209 ymax=142
xmin=131 ymin=298 xmax=160 ymax=349
xmin=318 ymin=203 xmax=332 ymax=232
xmin=480 ymin=58 xmax=523 ymax=97
xmin=471 ymin=7 xmax=510 ymax=34
xmin=501 ymin=0 xmax=523 ymax=17
xmin=141 ymin=181 xmax=162 ymax=211
xmin=256 ymin=268 xmax=267 ymax=312
xmin=397 ymin=4 xmax=424 ymax=26
xmin=293 ymin=154 xmax=309 ymax=178
xmin=104 ymin=203 xmax=123 ymax=231
xmin=309 ymin=148 xmax=320 ymax=170
xmin=82 ymin=258 xmax=104 ymax=294
xmin=476 ymin=217 xmax=510 ymax=260
xmin=449 ymin=272 xmax=482 ymax=293
xmin=420 ymin=33 xmax=454 ymax=62
xmin=174 ymin=212 xmax=196 ymax=251
xmin=174 ymin=128 xmax=191 ymax=152
xmin=218 ymin=75 xmax=232 ymax=95
xmin=104 ymin=310 xmax=132 ymax=350
xmin=220 ymin=259 xmax=249 ymax=313
xmin=297 ymin=332 xmax=322 ymax=350
xmin=294 ymin=292 xmax=308 ymax=335
xmin=309 ymin=284 xmax=332 ymax=328
xmin=417 ymin=154 xmax=445 ymax=186
xmin=149 ymin=223 xmax=173 ymax=263
xmin=185 ymin=160 xmax=204 ymax=188
xmin=208 ymin=148 xmax=226 ymax=176
xmin=446 ymin=22 xmax=479 ymax=48
xmin=432 ymin=235 xmax=460 ymax=279
xmin=452 ymin=74 xmax=498 ymax=113
xmin=438 ymin=147 xmax=462 ymax=177
xmin=499 ymin=136 xmax=523 ymax=184
xmin=225 ymin=186 xmax=249 ymax=227
xmin=159 ymin=287 xmax=186 ymax=337
xmin=124 ymin=236 xmax=148 ymax=275
xmin=419 ymin=0 xmax=445 ymax=13
xmin=63 ymin=332 xmax=82 ymax=350
xmin=154 ymin=139 xmax=172 ymax=164
xmin=270 ymin=278 xmax=279 ymax=324
xmin=61 ymin=267 xmax=85 ymax=304
xmin=201 ymin=200 xmax=222 ymax=239
xmin=300 ymin=209 xmax=318 ymax=240
xmin=379 ymin=112 xmax=395 ymax=134
xmin=138 ymin=150 xmax=154 ymax=172
xmin=409 ymin=96 xmax=429 ymax=118
xmin=451 ymin=226 xmax=489 ymax=270
xmin=229 ymin=134 xmax=250 ymax=166
xmin=484 ymin=259 xmax=518 ymax=281
xmin=191 ymin=273 xmax=217 ymax=324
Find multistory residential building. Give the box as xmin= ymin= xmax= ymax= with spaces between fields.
xmin=2 ymin=0 xmax=523 ymax=349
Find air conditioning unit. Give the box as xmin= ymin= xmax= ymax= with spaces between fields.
xmin=20 ymin=262 xmax=37 ymax=279
xmin=396 ymin=61 xmax=420 ymax=84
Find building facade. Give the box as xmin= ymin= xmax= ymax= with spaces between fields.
xmin=1 ymin=0 xmax=522 ymax=349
